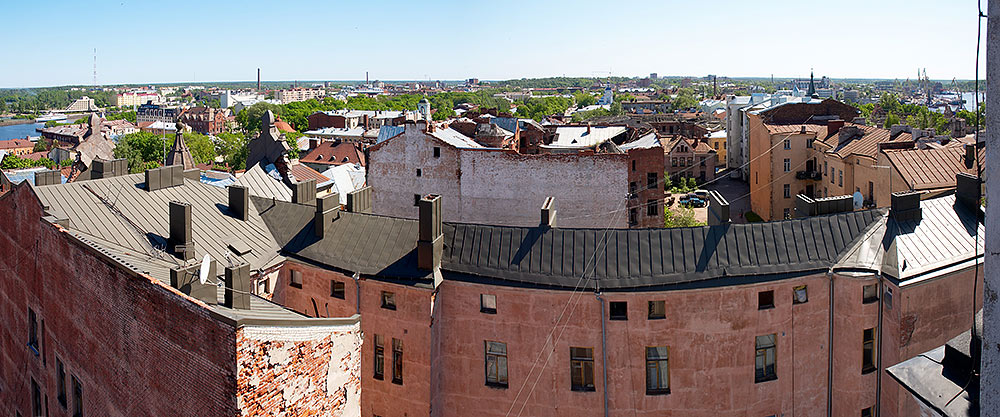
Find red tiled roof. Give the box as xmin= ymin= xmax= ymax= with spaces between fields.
xmin=300 ymin=141 xmax=366 ymax=167
xmin=0 ymin=139 xmax=34 ymax=150
xmin=884 ymin=146 xmax=981 ymax=191
xmin=23 ymin=151 xmax=48 ymax=161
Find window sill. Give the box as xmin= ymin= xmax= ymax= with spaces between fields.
xmin=391 ymin=379 xmax=403 ymax=386
xmin=755 ymin=375 xmax=777 ymax=384
xmin=332 ymin=295 xmax=345 ymax=300
xmin=863 ymin=298 xmax=879 ymax=305
xmin=373 ymin=374 xmax=384 ymax=381
xmin=862 ymin=367 xmax=876 ymax=375
xmin=289 ymin=283 xmax=302 ymax=289
xmin=758 ymin=305 xmax=775 ymax=311
xmin=645 ymin=389 xmax=670 ymax=396
xmin=609 ymin=317 xmax=628 ymax=321
xmin=381 ymin=305 xmax=396 ymax=311
xmin=480 ymin=308 xmax=497 ymax=315
xmin=648 ymin=316 xmax=666 ymax=320
xmin=571 ymin=387 xmax=596 ymax=392
xmin=485 ymin=382 xmax=509 ymax=389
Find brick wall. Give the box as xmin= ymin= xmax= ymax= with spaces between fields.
xmin=627 ymin=145 xmax=665 ymax=228
xmin=0 ymin=183 xmax=239 ymax=417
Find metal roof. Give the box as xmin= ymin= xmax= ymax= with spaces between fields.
xmin=430 ymin=127 xmax=484 ymax=149
xmin=879 ymin=194 xmax=983 ymax=281
xmin=544 ymin=126 xmax=627 ymax=150
xmin=234 ymin=163 xmax=292 ymax=202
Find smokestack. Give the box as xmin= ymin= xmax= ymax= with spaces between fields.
xmin=168 ymin=201 xmax=194 ymax=260
xmin=228 ymin=185 xmax=249 ymax=221
xmin=418 ymin=194 xmax=443 ymax=271
xmin=257 ymin=68 xmax=260 ymax=91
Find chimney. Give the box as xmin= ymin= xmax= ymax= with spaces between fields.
xmin=852 ymin=117 xmax=866 ymax=126
xmin=707 ymin=190 xmax=730 ymax=225
xmin=33 ymin=169 xmax=61 ymax=186
xmin=418 ymin=194 xmax=443 ymax=271
xmin=314 ymin=192 xmax=340 ymax=238
xmin=292 ymin=179 xmax=317 ymax=204
xmin=839 ymin=125 xmax=862 ymax=144
xmin=168 ymin=201 xmax=194 ymax=260
xmin=170 ymin=261 xmax=217 ymax=304
xmin=587 ymin=122 xmax=592 ymax=134
xmin=890 ymin=191 xmax=922 ymax=222
xmin=827 ymin=119 xmax=845 ymax=135
xmin=346 ymin=186 xmax=373 ymax=213
xmin=309 ymin=138 xmax=320 ymax=150
xmin=145 ymin=165 xmax=183 ymax=191
xmin=540 ymin=197 xmax=556 ymax=228
xmin=956 ymin=172 xmax=982 ymax=210
xmin=890 ymin=124 xmax=911 ymax=138
xmin=223 ymin=262 xmax=251 ymax=310
xmin=228 ymin=185 xmax=249 ymax=221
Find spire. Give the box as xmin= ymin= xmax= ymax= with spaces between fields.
xmin=166 ymin=122 xmax=196 ymax=170
xmin=807 ymin=69 xmax=816 ymax=97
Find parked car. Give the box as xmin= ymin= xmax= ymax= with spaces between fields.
xmin=687 ymin=197 xmax=707 ymax=208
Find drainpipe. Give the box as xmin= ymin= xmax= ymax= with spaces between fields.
xmin=827 ymin=268 xmax=835 ymax=417
xmin=596 ymin=292 xmax=609 ymax=417
xmin=875 ymin=274 xmax=885 ymax=417
xmin=352 ymin=271 xmax=361 ymax=315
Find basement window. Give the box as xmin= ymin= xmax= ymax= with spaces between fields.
xmin=758 ymin=290 xmax=775 ymax=310
xmin=481 ymin=294 xmax=497 ymax=314
xmin=862 ymin=284 xmax=878 ymax=304
xmin=792 ymin=285 xmax=808 ymax=304
xmin=289 ymin=270 xmax=303 ymax=289
xmin=331 ymin=281 xmax=345 ymax=299
xmin=648 ymin=301 xmax=666 ymax=320
xmin=609 ymin=301 xmax=628 ymax=320
xmin=381 ymin=291 xmax=396 ymax=310
xmin=433 ymin=147 xmax=440 ymax=158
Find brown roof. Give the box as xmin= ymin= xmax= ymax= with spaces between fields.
xmin=23 ymin=151 xmax=48 ymax=161
xmin=274 ymin=118 xmax=296 ymax=133
xmin=884 ymin=146 xmax=980 ymax=191
xmin=290 ymin=164 xmax=331 ymax=183
xmin=300 ymin=141 xmax=366 ymax=167
xmin=766 ymin=122 xmax=909 ymax=159
xmin=0 ymin=139 xmax=34 ymax=150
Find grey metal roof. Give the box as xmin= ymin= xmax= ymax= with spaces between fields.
xmin=234 ymin=163 xmax=293 ymax=202
xmin=879 ymin=194 xmax=983 ymax=281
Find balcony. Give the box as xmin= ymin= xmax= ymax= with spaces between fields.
xmin=795 ymin=170 xmax=822 ymax=181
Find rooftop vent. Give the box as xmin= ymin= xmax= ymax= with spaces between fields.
xmin=314 ymin=192 xmax=341 ymax=238
xmin=890 ymin=191 xmax=922 ymax=222
xmin=228 ymin=185 xmax=249 ymax=221
xmin=838 ymin=126 xmax=863 ymax=144
xmin=956 ymin=172 xmax=982 ymax=211
xmin=223 ymin=262 xmax=250 ymax=310
xmin=346 ymin=186 xmax=373 ymax=213
xmin=795 ymin=194 xmax=853 ymax=218
xmin=540 ymin=197 xmax=556 ymax=228
xmin=145 ymin=165 xmax=183 ymax=191
xmin=292 ymin=179 xmax=317 ymax=204
xmin=707 ymin=190 xmax=730 ymax=225
xmin=170 ymin=261 xmax=217 ymax=304
xmin=33 ymin=169 xmax=62 ymax=186
xmin=91 ymin=158 xmax=128 ymax=179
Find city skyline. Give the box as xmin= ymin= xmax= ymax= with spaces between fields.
xmin=0 ymin=0 xmax=987 ymax=88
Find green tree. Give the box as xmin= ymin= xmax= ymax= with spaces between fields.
xmin=32 ymin=138 xmax=49 ymax=153
xmin=574 ymin=92 xmax=596 ymax=107
xmin=283 ymin=131 xmax=303 ymax=159
xmin=883 ymin=113 xmax=900 ymax=129
xmin=664 ymin=207 xmax=705 ymax=228
xmin=115 ymin=131 xmax=170 ymax=173
xmin=216 ymin=132 xmax=249 ymax=171
xmin=180 ymin=132 xmax=217 ymax=165
xmin=236 ymin=102 xmax=283 ymax=135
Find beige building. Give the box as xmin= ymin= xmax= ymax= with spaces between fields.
xmin=115 ymin=92 xmax=161 ymax=107
xmin=276 ymin=88 xmax=325 ymax=104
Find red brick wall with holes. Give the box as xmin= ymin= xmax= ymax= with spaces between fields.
xmin=0 ymin=183 xmax=239 ymax=417
xmin=627 ymin=145 xmax=666 ymax=228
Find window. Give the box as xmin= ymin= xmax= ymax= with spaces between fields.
xmin=783 ymin=184 xmax=790 ymax=198
xmin=32 ymin=378 xmax=41 ymax=417
xmin=679 ymin=157 xmax=685 ymax=167
xmin=838 ymin=170 xmax=843 ymax=186
xmin=645 ymin=346 xmax=670 ymax=394
xmin=792 ymin=285 xmax=808 ymax=304
xmin=806 ymin=138 xmax=814 ymax=148
xmin=391 ymin=338 xmax=403 ymax=384
xmin=331 ymin=281 xmax=345 ymax=299
xmin=824 ymin=161 xmax=828 ymax=175
xmin=433 ymin=147 xmax=440 ymax=158
xmin=485 ymin=341 xmax=508 ymax=387
xmin=414 ymin=194 xmax=421 ymax=206
xmin=755 ymin=334 xmax=777 ymax=383
xmin=648 ymin=301 xmax=665 ymax=319
xmin=783 ymin=158 xmax=791 ymax=172
xmin=28 ymin=308 xmax=38 ymax=355
xmin=832 ymin=168 xmax=836 ymax=184
xmin=288 ymin=270 xmax=303 ymax=289
xmin=481 ymin=294 xmax=497 ymax=314
xmin=609 ymin=301 xmax=628 ymax=320
xmin=632 ymin=160 xmax=636 ymax=171
xmin=57 ymin=358 xmax=66 ymax=408
xmin=884 ymin=287 xmax=893 ymax=310
xmin=381 ymin=291 xmax=396 ymax=310
xmin=647 ymin=172 xmax=657 ymax=189
xmin=783 ymin=139 xmax=790 ymax=150
xmin=629 ymin=208 xmax=637 ymax=226
xmin=861 ymin=406 xmax=873 ymax=417
xmin=646 ymin=200 xmax=657 ymax=216
xmin=374 ymin=334 xmax=385 ymax=380
xmin=570 ymin=347 xmax=595 ymax=391
xmin=862 ymin=284 xmax=878 ymax=304
xmin=758 ymin=290 xmax=774 ymax=309
xmin=862 ymin=328 xmax=876 ymax=374
xmin=416 ymin=169 xmax=422 ymax=177
xmin=687 ymin=157 xmax=693 ymax=166
xmin=72 ymin=375 xmax=83 ymax=417
xmin=671 ymin=158 xmax=677 ymax=167
xmin=629 ymin=181 xmax=637 ymax=197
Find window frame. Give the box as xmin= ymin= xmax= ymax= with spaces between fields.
xmin=381 ymin=291 xmax=396 ymax=310
xmin=648 ymin=300 xmax=666 ymax=320
xmin=484 ymin=341 xmax=509 ymax=388
xmin=570 ymin=347 xmax=596 ymax=392
xmin=645 ymin=346 xmax=670 ymax=395
xmin=391 ymin=338 xmax=404 ymax=385
xmin=646 ymin=199 xmax=657 ymax=217
xmin=754 ymin=334 xmax=777 ymax=383
xmin=72 ymin=375 xmax=83 ymax=417
xmin=57 ymin=357 xmax=67 ymax=408
xmin=792 ymin=285 xmax=808 ymax=304
xmin=647 ymin=172 xmax=657 ymax=189
xmin=783 ymin=139 xmax=790 ymax=150
xmin=862 ymin=328 xmax=876 ymax=374
xmin=28 ymin=308 xmax=39 ymax=356
xmin=289 ymin=270 xmax=303 ymax=289
xmin=331 ymin=280 xmax=345 ymax=299
xmin=433 ymin=147 xmax=440 ymax=158
xmin=480 ymin=294 xmax=497 ymax=314
xmin=758 ymin=290 xmax=775 ymax=310
xmin=609 ymin=301 xmax=628 ymax=321
xmin=373 ymin=334 xmax=385 ymax=380
xmin=783 ymin=158 xmax=791 ymax=172
xmin=783 ymin=184 xmax=790 ymax=199
xmin=862 ymin=284 xmax=879 ymax=304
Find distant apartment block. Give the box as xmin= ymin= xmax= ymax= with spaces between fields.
xmin=276 ymin=88 xmax=325 ymax=104
xmin=115 ymin=92 xmax=162 ymax=107
xmin=136 ymin=102 xmax=181 ymax=124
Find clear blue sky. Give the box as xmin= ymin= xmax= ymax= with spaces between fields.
xmin=0 ymin=0 xmax=987 ymax=87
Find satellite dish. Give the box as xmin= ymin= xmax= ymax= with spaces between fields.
xmin=199 ymin=254 xmax=212 ymax=285
xmin=852 ymin=191 xmax=864 ymax=210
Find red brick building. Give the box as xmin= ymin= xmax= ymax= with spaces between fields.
xmin=621 ymin=132 xmax=666 ymax=227
xmin=178 ymin=106 xmax=227 ymax=134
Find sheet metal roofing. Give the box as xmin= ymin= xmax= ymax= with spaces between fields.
xmin=234 ymin=163 xmax=293 ymax=202
xmin=430 ymin=127 xmax=485 ymax=149
xmin=376 ymin=125 xmax=405 ymax=144
xmin=544 ymin=126 xmax=627 ymax=150
xmin=884 ymin=146 xmax=980 ymax=190
xmin=618 ymin=132 xmax=660 ymax=151
xmin=2 ymin=167 xmax=67 ymax=185
xmin=880 ymin=194 xmax=983 ymax=281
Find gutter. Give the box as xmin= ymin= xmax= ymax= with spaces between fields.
xmin=596 ymin=292 xmax=609 ymax=417
xmin=352 ymin=271 xmax=361 ymax=315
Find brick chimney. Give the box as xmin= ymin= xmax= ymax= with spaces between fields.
xmin=827 ymin=119 xmax=845 ymax=135
xmin=228 ymin=185 xmax=248 ymax=221
xmin=314 ymin=192 xmax=340 ymax=238
xmin=168 ymin=201 xmax=194 ymax=260
xmin=587 ymin=122 xmax=592 ymax=135
xmin=418 ymin=194 xmax=443 ymax=271
xmin=309 ymin=138 xmax=320 ymax=150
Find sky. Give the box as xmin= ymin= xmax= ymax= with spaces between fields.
xmin=0 ymin=0 xmax=988 ymax=87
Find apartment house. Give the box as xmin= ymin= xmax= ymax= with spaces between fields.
xmin=276 ymin=88 xmax=324 ymax=104
xmin=177 ymin=106 xmax=228 ymax=135
xmin=664 ymin=136 xmax=718 ymax=183
xmin=307 ymin=110 xmax=413 ymax=131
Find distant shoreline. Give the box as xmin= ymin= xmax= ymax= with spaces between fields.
xmin=0 ymin=119 xmax=34 ymax=127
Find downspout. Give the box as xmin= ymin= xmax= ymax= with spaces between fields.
xmin=352 ymin=271 xmax=361 ymax=315
xmin=827 ymin=268 xmax=835 ymax=417
xmin=596 ymin=292 xmax=609 ymax=417
xmin=875 ymin=273 xmax=885 ymax=417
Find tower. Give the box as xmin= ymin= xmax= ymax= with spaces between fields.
xmin=418 ymin=98 xmax=431 ymax=121
xmin=807 ymin=69 xmax=816 ymax=97
xmin=92 ymin=48 xmax=97 ymax=87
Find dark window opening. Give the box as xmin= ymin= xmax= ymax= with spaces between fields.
xmin=414 ymin=194 xmax=421 ymax=206
xmin=645 ymin=346 xmax=670 ymax=395
xmin=647 ymin=172 xmax=657 ymax=189
xmin=480 ymin=294 xmax=497 ymax=314
xmin=433 ymin=147 xmax=440 ymax=158
xmin=391 ymin=338 xmax=403 ymax=384
xmin=28 ymin=308 xmax=38 ymax=356
xmin=758 ymin=290 xmax=775 ymax=310
xmin=862 ymin=284 xmax=878 ymax=304
xmin=331 ymin=281 xmax=345 ymax=299
xmin=861 ymin=407 xmax=873 ymax=417
xmin=416 ymin=169 xmax=422 ymax=177
xmin=72 ymin=375 xmax=83 ymax=417
xmin=570 ymin=347 xmax=595 ymax=391
xmin=31 ymin=378 xmax=41 ymax=417
xmin=57 ymin=358 xmax=66 ymax=408
xmin=374 ymin=334 xmax=384 ymax=380
xmin=609 ymin=301 xmax=628 ymax=320
xmin=381 ymin=291 xmax=396 ymax=310
xmin=632 ymin=160 xmax=636 ymax=171
xmin=289 ymin=270 xmax=303 ymax=289
xmin=646 ymin=199 xmax=657 ymax=216
xmin=755 ymin=334 xmax=777 ymax=383
xmin=648 ymin=301 xmax=665 ymax=320
xmin=485 ymin=341 xmax=508 ymax=388
xmin=862 ymin=328 xmax=876 ymax=374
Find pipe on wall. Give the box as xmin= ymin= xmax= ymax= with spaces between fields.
xmin=596 ymin=292 xmax=609 ymax=417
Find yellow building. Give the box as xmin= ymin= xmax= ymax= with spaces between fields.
xmin=709 ymin=130 xmax=727 ymax=166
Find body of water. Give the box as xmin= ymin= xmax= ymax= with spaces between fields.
xmin=0 ymin=122 xmax=45 ymax=141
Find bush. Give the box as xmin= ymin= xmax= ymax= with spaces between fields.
xmin=745 ymin=211 xmax=763 ymax=223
